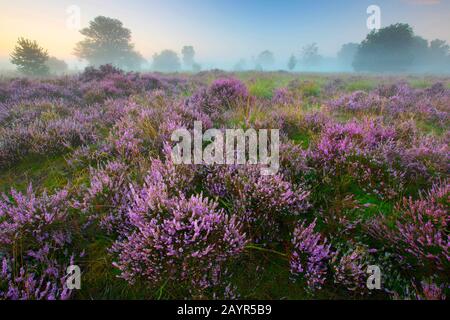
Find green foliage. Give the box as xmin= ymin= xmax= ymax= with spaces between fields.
xmin=74 ymin=16 xmax=145 ymax=70
xmin=249 ymin=78 xmax=276 ymax=98
xmin=181 ymin=46 xmax=195 ymax=68
xmin=152 ymin=50 xmax=181 ymax=73
xmin=10 ymin=38 xmax=49 ymax=76
xmin=46 ymin=56 xmax=68 ymax=75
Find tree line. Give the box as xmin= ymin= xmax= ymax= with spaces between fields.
xmin=9 ymin=16 xmax=450 ymax=75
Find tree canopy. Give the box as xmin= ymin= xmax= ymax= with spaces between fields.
xmin=353 ymin=23 xmax=415 ymax=72
xmin=46 ymin=57 xmax=69 ymax=75
xmin=74 ymin=16 xmax=145 ymax=70
xmin=256 ymin=50 xmax=275 ymax=70
xmin=10 ymin=38 xmax=49 ymax=76
xmin=287 ymin=55 xmax=297 ymax=71
xmin=182 ymin=46 xmax=195 ymax=68
xmin=152 ymin=50 xmax=181 ymax=73
xmin=301 ymin=43 xmax=321 ymax=67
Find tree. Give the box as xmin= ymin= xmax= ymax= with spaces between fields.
xmin=337 ymin=43 xmax=359 ymax=67
xmin=287 ymin=55 xmax=297 ymax=71
xmin=46 ymin=57 xmax=68 ymax=75
xmin=182 ymin=46 xmax=195 ymax=68
xmin=233 ymin=59 xmax=247 ymax=71
xmin=256 ymin=50 xmax=275 ymax=70
xmin=192 ymin=63 xmax=202 ymax=73
xmin=353 ymin=23 xmax=416 ymax=72
xmin=74 ymin=16 xmax=143 ymax=69
xmin=301 ymin=43 xmax=321 ymax=67
xmin=120 ymin=51 xmax=146 ymax=71
xmin=10 ymin=38 xmax=49 ymax=76
xmin=429 ymin=39 xmax=450 ymax=60
xmin=152 ymin=50 xmax=181 ymax=73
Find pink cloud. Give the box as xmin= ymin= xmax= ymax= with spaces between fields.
xmin=402 ymin=0 xmax=441 ymax=5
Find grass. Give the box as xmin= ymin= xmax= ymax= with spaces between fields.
xmin=345 ymin=79 xmax=377 ymax=92
xmin=0 ymin=154 xmax=71 ymax=194
xmin=248 ymin=78 xmax=277 ymax=99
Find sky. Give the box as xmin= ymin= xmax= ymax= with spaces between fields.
xmin=0 ymin=0 xmax=449 ymax=69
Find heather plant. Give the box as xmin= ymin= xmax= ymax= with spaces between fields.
xmin=79 ymin=65 xmax=124 ymax=82
xmin=112 ymin=180 xmax=247 ymax=296
xmin=328 ymin=82 xmax=449 ymax=129
xmin=415 ymin=280 xmax=447 ymax=300
xmin=0 ymin=186 xmax=76 ymax=300
xmin=272 ymin=87 xmax=295 ymax=106
xmin=368 ymin=181 xmax=449 ymax=283
xmin=206 ymin=165 xmax=310 ymax=242
xmin=0 ymin=71 xmax=448 ymax=300
xmin=76 ymin=161 xmax=133 ymax=235
xmin=187 ymin=78 xmax=250 ymax=121
xmin=0 ymin=107 xmax=99 ymax=168
xmin=290 ymin=219 xmax=332 ymax=292
xmin=331 ymin=245 xmax=373 ymax=296
xmin=305 ymin=118 xmax=405 ymax=199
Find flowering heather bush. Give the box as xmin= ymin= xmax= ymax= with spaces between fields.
xmin=206 ymin=165 xmax=310 ymax=242
xmin=187 ymin=78 xmax=250 ymax=121
xmin=79 ymin=64 xmax=124 ymax=82
xmin=0 ymin=186 xmax=75 ymax=300
xmin=305 ymin=118 xmax=405 ymax=198
xmin=77 ymin=161 xmax=132 ymax=235
xmin=290 ymin=219 xmax=332 ymax=292
xmin=144 ymin=147 xmax=200 ymax=197
xmin=112 ymin=182 xmax=246 ymax=294
xmin=0 ymin=108 xmax=99 ymax=168
xmin=0 ymin=71 xmax=448 ymax=300
xmin=415 ymin=280 xmax=447 ymax=300
xmin=329 ymin=82 xmax=450 ymax=128
xmin=2 ymin=78 xmax=82 ymax=104
xmin=368 ymin=181 xmax=449 ymax=281
xmin=331 ymin=246 xmax=372 ymax=295
xmin=1 ymin=260 xmax=72 ymax=300
xmin=272 ymin=87 xmax=295 ymax=106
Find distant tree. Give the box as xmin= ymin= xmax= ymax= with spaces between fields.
xmin=353 ymin=23 xmax=416 ymax=72
xmin=74 ymin=16 xmax=143 ymax=70
xmin=120 ymin=51 xmax=146 ymax=71
xmin=10 ymin=38 xmax=49 ymax=76
xmin=46 ymin=57 xmax=68 ymax=75
xmin=337 ymin=43 xmax=359 ymax=67
xmin=192 ymin=63 xmax=202 ymax=73
xmin=234 ymin=59 xmax=247 ymax=71
xmin=429 ymin=39 xmax=450 ymax=60
xmin=287 ymin=55 xmax=297 ymax=71
xmin=301 ymin=43 xmax=321 ymax=66
xmin=256 ymin=50 xmax=275 ymax=70
xmin=428 ymin=39 xmax=450 ymax=71
xmin=411 ymin=36 xmax=429 ymax=64
xmin=182 ymin=46 xmax=195 ymax=68
xmin=152 ymin=50 xmax=181 ymax=73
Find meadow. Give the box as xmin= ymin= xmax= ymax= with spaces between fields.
xmin=0 ymin=66 xmax=448 ymax=300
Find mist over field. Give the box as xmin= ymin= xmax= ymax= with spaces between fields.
xmin=1 ymin=0 xmax=450 ymax=74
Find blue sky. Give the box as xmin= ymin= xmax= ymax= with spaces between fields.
xmin=1 ymin=0 xmax=449 ymax=68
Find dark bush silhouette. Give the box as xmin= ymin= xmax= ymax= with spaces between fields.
xmin=79 ymin=64 xmax=123 ymax=82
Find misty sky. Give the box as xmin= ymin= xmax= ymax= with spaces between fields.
xmin=1 ymin=0 xmax=449 ymax=68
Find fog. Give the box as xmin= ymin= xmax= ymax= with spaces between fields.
xmin=1 ymin=1 xmax=450 ymax=75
